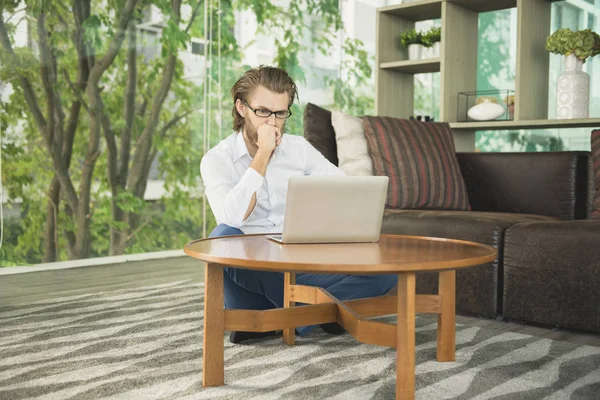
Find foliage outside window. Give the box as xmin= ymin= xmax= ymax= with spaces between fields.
xmin=0 ymin=0 xmax=373 ymax=266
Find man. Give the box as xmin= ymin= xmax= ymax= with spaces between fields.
xmin=200 ymin=65 xmax=396 ymax=344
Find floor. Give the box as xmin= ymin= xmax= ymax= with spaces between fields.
xmin=1 ymin=257 xmax=599 ymax=347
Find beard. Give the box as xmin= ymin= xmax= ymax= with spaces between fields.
xmin=243 ymin=117 xmax=259 ymax=146
xmin=243 ymin=118 xmax=285 ymax=146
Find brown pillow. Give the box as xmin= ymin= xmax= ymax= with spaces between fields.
xmin=363 ymin=116 xmax=470 ymax=211
xmin=303 ymin=103 xmax=338 ymax=166
xmin=591 ymin=129 xmax=600 ymax=219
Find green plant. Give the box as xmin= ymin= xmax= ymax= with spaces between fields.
xmin=399 ymin=28 xmax=423 ymax=48
xmin=546 ymin=28 xmax=600 ymax=62
xmin=422 ymin=27 xmax=441 ymax=48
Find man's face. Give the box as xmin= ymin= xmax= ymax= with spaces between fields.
xmin=238 ymin=85 xmax=289 ymax=144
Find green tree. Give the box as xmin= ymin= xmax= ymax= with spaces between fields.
xmin=0 ymin=0 xmax=373 ymax=265
xmin=324 ymin=37 xmax=374 ymax=116
xmin=1 ymin=0 xmax=204 ymax=261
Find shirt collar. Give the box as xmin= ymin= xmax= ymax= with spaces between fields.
xmin=272 ymin=136 xmax=287 ymax=160
xmin=232 ymin=130 xmax=287 ymax=162
xmin=233 ymin=131 xmax=250 ymax=162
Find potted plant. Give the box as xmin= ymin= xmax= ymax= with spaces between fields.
xmin=422 ymin=27 xmax=441 ymax=58
xmin=399 ymin=28 xmax=424 ymax=60
xmin=546 ymin=28 xmax=600 ymax=119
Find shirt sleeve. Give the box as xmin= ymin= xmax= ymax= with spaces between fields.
xmin=302 ymin=137 xmax=346 ymax=177
xmin=200 ymin=152 xmax=264 ymax=228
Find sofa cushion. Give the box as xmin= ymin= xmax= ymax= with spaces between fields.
xmin=503 ymin=220 xmax=600 ymax=334
xmin=591 ymin=129 xmax=600 ymax=219
xmin=303 ymin=103 xmax=338 ymax=166
xmin=456 ymin=151 xmax=591 ymax=220
xmin=384 ymin=209 xmax=557 ymax=225
xmin=382 ymin=209 xmax=558 ymax=317
xmin=331 ymin=111 xmax=373 ymax=176
xmin=363 ymin=117 xmax=470 ymax=211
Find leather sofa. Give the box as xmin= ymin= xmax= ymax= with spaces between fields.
xmin=381 ymin=151 xmax=592 ymax=319
xmin=500 ymin=153 xmax=600 ymax=334
xmin=303 ymin=104 xmax=599 ymax=334
xmin=503 ymin=219 xmax=600 ymax=334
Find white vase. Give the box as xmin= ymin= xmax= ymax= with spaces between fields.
xmin=421 ymin=46 xmax=431 ymax=59
xmin=408 ymin=44 xmax=423 ymax=60
xmin=467 ymin=99 xmax=505 ymax=121
xmin=430 ymin=42 xmax=440 ymax=58
xmin=556 ymin=54 xmax=590 ymax=119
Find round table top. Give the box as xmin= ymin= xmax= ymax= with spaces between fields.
xmin=183 ymin=234 xmax=497 ymax=274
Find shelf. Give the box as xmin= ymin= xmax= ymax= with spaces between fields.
xmin=378 ymin=0 xmax=519 ymax=20
xmin=448 ymin=0 xmax=517 ymax=13
xmin=379 ymin=0 xmax=442 ymax=21
xmin=375 ymin=0 xmax=559 ymax=152
xmin=449 ymin=118 xmax=600 ymax=131
xmin=380 ymin=58 xmax=440 ymax=74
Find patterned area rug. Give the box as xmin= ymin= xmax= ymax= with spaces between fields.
xmin=1 ymin=281 xmax=599 ymax=400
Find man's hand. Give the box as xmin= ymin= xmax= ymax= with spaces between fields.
xmin=256 ymin=123 xmax=281 ymax=155
xmin=245 ymin=123 xmax=282 ymax=222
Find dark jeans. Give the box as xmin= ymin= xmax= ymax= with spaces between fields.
xmin=209 ymin=223 xmax=397 ymax=335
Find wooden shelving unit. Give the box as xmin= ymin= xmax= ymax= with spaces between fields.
xmin=450 ymin=118 xmax=600 ymax=131
xmin=378 ymin=0 xmax=443 ymax=21
xmin=448 ymin=0 xmax=517 ymax=13
xmin=380 ymin=58 xmax=440 ymax=74
xmin=375 ymin=0 xmax=599 ymax=152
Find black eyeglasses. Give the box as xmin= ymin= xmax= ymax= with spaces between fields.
xmin=243 ymin=101 xmax=292 ymax=119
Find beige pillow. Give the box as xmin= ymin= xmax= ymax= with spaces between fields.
xmin=331 ymin=111 xmax=373 ymax=176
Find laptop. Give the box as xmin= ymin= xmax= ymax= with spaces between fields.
xmin=266 ymin=175 xmax=389 ymax=244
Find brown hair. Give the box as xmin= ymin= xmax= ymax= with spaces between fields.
xmin=230 ymin=65 xmax=299 ymax=132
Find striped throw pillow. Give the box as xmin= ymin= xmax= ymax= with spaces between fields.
xmin=591 ymin=129 xmax=600 ymax=219
xmin=363 ymin=117 xmax=470 ymax=210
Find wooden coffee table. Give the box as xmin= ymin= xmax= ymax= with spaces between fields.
xmin=184 ymin=234 xmax=496 ymax=400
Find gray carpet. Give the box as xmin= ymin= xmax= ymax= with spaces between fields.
xmin=1 ymin=280 xmax=599 ymax=400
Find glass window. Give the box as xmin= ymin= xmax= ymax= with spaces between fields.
xmin=2 ymin=0 xmax=599 ymax=266
xmin=0 ymin=0 xmax=379 ymax=264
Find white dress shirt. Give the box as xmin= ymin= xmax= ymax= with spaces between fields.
xmin=200 ymin=131 xmax=345 ymax=234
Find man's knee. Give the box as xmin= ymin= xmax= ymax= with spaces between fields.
xmin=367 ymin=274 xmax=398 ymax=292
xmin=209 ymin=224 xmax=244 ymax=238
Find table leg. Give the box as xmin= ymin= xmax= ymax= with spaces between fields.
xmin=437 ymin=270 xmax=456 ymax=362
xmin=203 ymin=262 xmax=224 ymax=387
xmin=283 ymin=272 xmax=296 ymax=345
xmin=396 ymin=272 xmax=416 ymax=400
